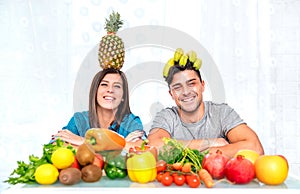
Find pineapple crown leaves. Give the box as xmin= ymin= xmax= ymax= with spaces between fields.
xmin=104 ymin=11 xmax=124 ymax=33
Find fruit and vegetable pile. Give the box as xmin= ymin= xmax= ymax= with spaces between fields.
xmin=4 ymin=138 xmax=289 ymax=188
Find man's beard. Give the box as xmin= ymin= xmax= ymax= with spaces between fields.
xmin=178 ymin=100 xmax=201 ymax=114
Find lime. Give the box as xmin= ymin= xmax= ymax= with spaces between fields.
xmin=51 ymin=147 xmax=75 ymax=169
xmin=34 ymin=163 xmax=59 ymax=185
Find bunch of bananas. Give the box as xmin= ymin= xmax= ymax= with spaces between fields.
xmin=163 ymin=48 xmax=202 ymax=78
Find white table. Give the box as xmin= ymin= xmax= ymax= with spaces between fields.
xmin=2 ymin=174 xmax=300 ymax=194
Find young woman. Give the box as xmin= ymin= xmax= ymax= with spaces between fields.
xmin=52 ymin=68 xmax=145 ymax=147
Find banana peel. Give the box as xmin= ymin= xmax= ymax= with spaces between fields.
xmin=163 ymin=58 xmax=175 ymax=78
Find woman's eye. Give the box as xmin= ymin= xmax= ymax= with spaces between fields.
xmin=114 ymin=85 xmax=121 ymax=89
xmin=100 ymin=83 xmax=108 ymax=87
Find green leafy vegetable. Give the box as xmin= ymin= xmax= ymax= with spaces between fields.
xmin=4 ymin=138 xmax=76 ymax=185
xmin=158 ymin=137 xmax=208 ymax=173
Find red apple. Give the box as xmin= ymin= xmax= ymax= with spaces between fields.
xmin=71 ymin=156 xmax=81 ymax=169
xmin=93 ymin=153 xmax=104 ymax=169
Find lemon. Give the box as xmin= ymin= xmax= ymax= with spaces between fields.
xmin=51 ymin=147 xmax=75 ymax=169
xmin=234 ymin=149 xmax=259 ymax=164
xmin=35 ymin=163 xmax=59 ymax=185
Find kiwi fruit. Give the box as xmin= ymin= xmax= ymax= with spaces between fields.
xmin=81 ymin=164 xmax=102 ymax=182
xmin=76 ymin=143 xmax=95 ymax=166
xmin=59 ymin=167 xmax=82 ymax=185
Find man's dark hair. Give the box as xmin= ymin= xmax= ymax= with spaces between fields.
xmin=165 ymin=61 xmax=203 ymax=86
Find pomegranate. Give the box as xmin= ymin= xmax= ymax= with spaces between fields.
xmin=202 ymin=150 xmax=229 ymax=179
xmin=224 ymin=155 xmax=255 ymax=184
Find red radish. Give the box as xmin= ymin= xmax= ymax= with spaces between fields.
xmin=224 ymin=155 xmax=255 ymax=184
xmin=202 ymin=150 xmax=229 ymax=179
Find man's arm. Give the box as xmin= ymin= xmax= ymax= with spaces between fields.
xmin=148 ymin=124 xmax=264 ymax=158
xmin=208 ymin=123 xmax=264 ymax=157
xmin=147 ymin=128 xmax=171 ymax=149
xmin=147 ymin=128 xmax=228 ymax=153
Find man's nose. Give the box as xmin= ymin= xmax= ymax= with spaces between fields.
xmin=182 ymin=85 xmax=191 ymax=95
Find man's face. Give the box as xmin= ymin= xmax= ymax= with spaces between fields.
xmin=169 ymin=70 xmax=205 ymax=113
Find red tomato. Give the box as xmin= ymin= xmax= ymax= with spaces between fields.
xmin=161 ymin=172 xmax=173 ymax=186
xmin=156 ymin=172 xmax=164 ymax=182
xmin=186 ymin=175 xmax=201 ymax=188
xmin=156 ymin=160 xmax=167 ymax=172
xmin=173 ymin=174 xmax=186 ymax=186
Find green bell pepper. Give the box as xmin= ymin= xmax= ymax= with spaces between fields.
xmin=104 ymin=154 xmax=127 ymax=179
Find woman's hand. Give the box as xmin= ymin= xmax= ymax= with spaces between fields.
xmin=125 ymin=130 xmax=145 ymax=142
xmin=53 ymin=129 xmax=85 ymax=146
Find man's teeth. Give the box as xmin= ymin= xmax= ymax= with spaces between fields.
xmin=181 ymin=96 xmax=194 ymax=102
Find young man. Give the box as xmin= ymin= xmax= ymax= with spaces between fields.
xmin=147 ymin=50 xmax=264 ymax=157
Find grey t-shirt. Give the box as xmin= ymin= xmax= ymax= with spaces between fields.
xmin=150 ymin=101 xmax=245 ymax=141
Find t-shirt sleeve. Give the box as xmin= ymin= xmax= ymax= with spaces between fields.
xmin=149 ymin=108 xmax=175 ymax=136
xmin=220 ymin=104 xmax=246 ymax=136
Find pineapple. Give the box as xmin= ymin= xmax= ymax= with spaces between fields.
xmin=98 ymin=11 xmax=125 ymax=70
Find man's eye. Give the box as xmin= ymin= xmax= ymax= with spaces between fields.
xmin=172 ymin=86 xmax=181 ymax=91
xmin=188 ymin=82 xmax=196 ymax=87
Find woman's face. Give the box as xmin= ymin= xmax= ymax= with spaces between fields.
xmin=96 ymin=73 xmax=124 ymax=111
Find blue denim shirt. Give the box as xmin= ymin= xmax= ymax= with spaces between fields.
xmin=62 ymin=111 xmax=145 ymax=138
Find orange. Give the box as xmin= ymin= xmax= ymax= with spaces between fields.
xmin=234 ymin=149 xmax=259 ymax=164
xmin=254 ymin=155 xmax=289 ymax=185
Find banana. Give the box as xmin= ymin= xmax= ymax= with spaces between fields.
xmin=187 ymin=50 xmax=197 ymax=63
xmin=163 ymin=58 xmax=175 ymax=78
xmin=173 ymin=48 xmax=184 ymax=62
xmin=179 ymin=54 xmax=188 ymax=67
xmin=193 ymin=58 xmax=202 ymax=70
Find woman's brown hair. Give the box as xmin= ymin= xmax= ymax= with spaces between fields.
xmin=88 ymin=68 xmax=131 ymax=129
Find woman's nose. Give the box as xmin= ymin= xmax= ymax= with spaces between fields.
xmin=107 ymin=85 xmax=114 ymax=93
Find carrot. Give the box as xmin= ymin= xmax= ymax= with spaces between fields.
xmin=181 ymin=162 xmax=192 ymax=173
xmin=198 ymin=168 xmax=214 ymax=188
